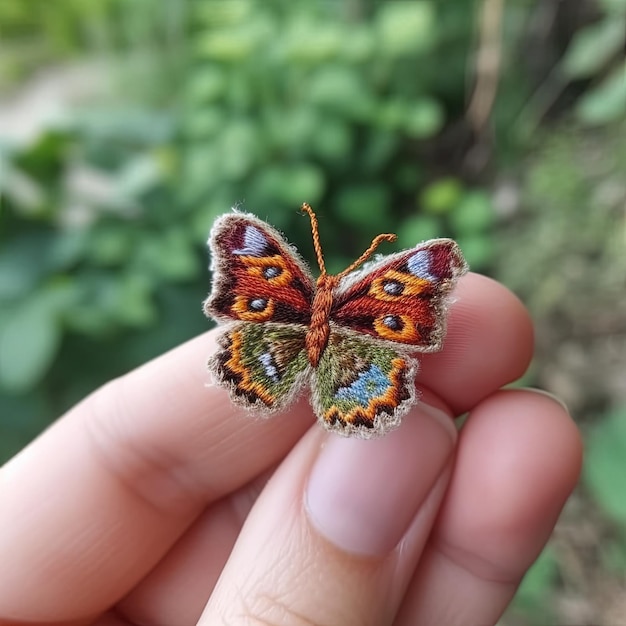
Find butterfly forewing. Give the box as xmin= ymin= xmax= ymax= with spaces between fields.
xmin=330 ymin=239 xmax=467 ymax=352
xmin=205 ymin=213 xmax=315 ymax=326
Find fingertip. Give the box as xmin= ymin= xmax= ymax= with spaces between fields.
xmin=434 ymin=388 xmax=582 ymax=579
xmin=420 ymin=273 xmax=535 ymax=414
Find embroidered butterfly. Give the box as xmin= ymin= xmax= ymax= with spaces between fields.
xmin=204 ymin=204 xmax=468 ymax=438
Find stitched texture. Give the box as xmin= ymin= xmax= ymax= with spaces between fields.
xmin=204 ymin=206 xmax=468 ymax=438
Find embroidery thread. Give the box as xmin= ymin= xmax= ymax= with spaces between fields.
xmin=204 ymin=204 xmax=468 ymax=438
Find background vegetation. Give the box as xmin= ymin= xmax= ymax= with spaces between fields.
xmin=1 ymin=1 xmax=624 ymax=623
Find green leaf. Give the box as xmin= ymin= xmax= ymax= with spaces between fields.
xmin=449 ymin=191 xmax=494 ymax=234
xmin=335 ymin=185 xmax=390 ymax=232
xmin=308 ymin=67 xmax=374 ymax=120
xmin=376 ymin=1 xmax=435 ymax=57
xmin=585 ymin=407 xmax=626 ymax=524
xmin=377 ymin=100 xmax=410 ymax=130
xmin=420 ymin=178 xmax=464 ymax=215
xmin=135 ymin=229 xmax=198 ymax=281
xmin=183 ymin=145 xmax=223 ymax=194
xmin=397 ymin=215 xmax=443 ymax=248
xmin=0 ymin=161 xmax=45 ymax=212
xmin=265 ymin=108 xmax=319 ymax=149
xmin=287 ymin=165 xmax=325 ymax=205
xmin=252 ymin=165 xmax=325 ymax=206
xmin=360 ymin=130 xmax=398 ymax=173
xmin=195 ymin=17 xmax=272 ymax=62
xmin=0 ymin=293 xmax=62 ymax=392
xmin=185 ymin=68 xmax=226 ymax=104
xmin=89 ymin=226 xmax=134 ymax=267
xmin=576 ymin=62 xmax=626 ymax=126
xmin=113 ymin=274 xmax=157 ymax=326
xmin=282 ymin=19 xmax=343 ymax=63
xmin=599 ymin=0 xmax=626 ymax=13
xmin=454 ymin=234 xmax=495 ymax=269
xmin=403 ymin=99 xmax=444 ymax=138
xmin=117 ymin=155 xmax=164 ymax=198
xmin=339 ymin=25 xmax=374 ymax=62
xmin=218 ymin=120 xmax=260 ymax=180
xmin=194 ymin=0 xmax=254 ymax=27
xmin=310 ymin=119 xmax=352 ymax=163
xmin=563 ymin=19 xmax=625 ymax=79
xmin=48 ymin=230 xmax=90 ymax=270
xmin=0 ymin=234 xmax=52 ymax=302
xmin=183 ymin=108 xmax=225 ymax=139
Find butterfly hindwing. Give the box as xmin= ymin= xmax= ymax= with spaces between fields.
xmin=311 ymin=325 xmax=417 ymax=437
xmin=204 ymin=212 xmax=315 ymax=326
xmin=209 ymin=322 xmax=310 ymax=413
xmin=330 ymin=239 xmax=467 ymax=351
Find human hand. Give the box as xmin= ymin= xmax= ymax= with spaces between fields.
xmin=0 ymin=273 xmax=582 ymax=626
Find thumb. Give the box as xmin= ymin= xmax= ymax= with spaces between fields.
xmin=198 ymin=401 xmax=456 ymax=626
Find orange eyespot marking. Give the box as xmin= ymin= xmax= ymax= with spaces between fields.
xmin=369 ymin=270 xmax=430 ymax=301
xmin=232 ymin=295 xmax=275 ymax=321
xmin=239 ymin=255 xmax=293 ymax=287
xmin=373 ymin=314 xmax=421 ymax=342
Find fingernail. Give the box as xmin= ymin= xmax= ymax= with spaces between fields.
xmin=305 ymin=404 xmax=455 ymax=556
xmin=520 ymin=387 xmax=570 ymax=414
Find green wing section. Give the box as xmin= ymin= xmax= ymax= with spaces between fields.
xmin=312 ymin=326 xmax=417 ymax=437
xmin=209 ymin=322 xmax=310 ymax=413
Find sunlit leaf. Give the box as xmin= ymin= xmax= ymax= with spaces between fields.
xmin=397 ymin=215 xmax=443 ymax=248
xmin=455 ymin=233 xmax=494 ymax=269
xmin=0 ymin=293 xmax=62 ymax=392
xmin=563 ymin=20 xmax=625 ymax=78
xmin=576 ymin=62 xmax=626 ymax=126
xmin=449 ymin=191 xmax=494 ymax=233
xmin=403 ymin=99 xmax=444 ymax=138
xmin=376 ymin=1 xmax=435 ymax=56
xmin=420 ymin=178 xmax=463 ymax=215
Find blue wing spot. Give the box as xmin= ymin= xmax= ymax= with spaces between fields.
xmin=233 ymin=225 xmax=268 ymax=257
xmin=258 ymin=352 xmax=280 ymax=383
xmin=407 ymin=250 xmax=436 ymax=281
xmin=334 ymin=365 xmax=391 ymax=407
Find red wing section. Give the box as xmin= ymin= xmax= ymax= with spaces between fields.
xmin=331 ymin=239 xmax=467 ymax=351
xmin=205 ymin=213 xmax=315 ymax=325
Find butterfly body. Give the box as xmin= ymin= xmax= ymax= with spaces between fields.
xmin=205 ymin=206 xmax=468 ymax=438
xmin=305 ymin=273 xmax=338 ymax=367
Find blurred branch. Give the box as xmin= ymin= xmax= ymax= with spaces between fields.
xmin=467 ymin=0 xmax=504 ymax=133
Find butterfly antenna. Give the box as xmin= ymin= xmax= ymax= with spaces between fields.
xmin=301 ymin=203 xmax=327 ymax=275
xmin=337 ymin=232 xmax=397 ymax=279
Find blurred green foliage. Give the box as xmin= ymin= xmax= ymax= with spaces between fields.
xmin=562 ymin=0 xmax=626 ymax=126
xmin=182 ymin=0 xmax=500 ymax=272
xmin=498 ymin=121 xmax=626 ymax=318
xmin=1 ymin=0 xmax=510 ymax=459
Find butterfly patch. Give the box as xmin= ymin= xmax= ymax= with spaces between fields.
xmin=204 ymin=204 xmax=468 ymax=438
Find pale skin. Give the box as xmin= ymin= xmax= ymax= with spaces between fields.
xmin=0 ymin=273 xmax=582 ymax=626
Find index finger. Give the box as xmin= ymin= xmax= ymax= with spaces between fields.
xmin=0 ymin=273 xmax=531 ymax=622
